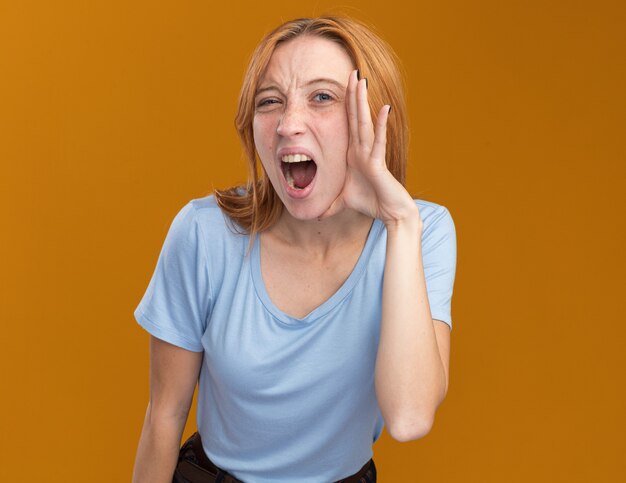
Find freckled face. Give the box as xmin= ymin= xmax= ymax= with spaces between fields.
xmin=253 ymin=36 xmax=355 ymax=220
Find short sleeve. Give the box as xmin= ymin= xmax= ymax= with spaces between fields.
xmin=421 ymin=206 xmax=457 ymax=329
xmin=134 ymin=202 xmax=211 ymax=351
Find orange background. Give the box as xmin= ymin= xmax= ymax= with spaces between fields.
xmin=1 ymin=1 xmax=625 ymax=481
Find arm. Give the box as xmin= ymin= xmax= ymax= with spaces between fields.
xmin=375 ymin=215 xmax=450 ymax=442
xmin=324 ymin=70 xmax=452 ymax=442
xmin=133 ymin=336 xmax=203 ymax=483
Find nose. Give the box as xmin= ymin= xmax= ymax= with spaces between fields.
xmin=276 ymin=101 xmax=306 ymax=137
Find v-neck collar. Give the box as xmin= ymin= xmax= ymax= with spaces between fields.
xmin=251 ymin=219 xmax=383 ymax=326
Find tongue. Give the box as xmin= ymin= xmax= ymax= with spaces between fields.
xmin=291 ymin=161 xmax=317 ymax=189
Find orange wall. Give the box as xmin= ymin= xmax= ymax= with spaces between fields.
xmin=1 ymin=1 xmax=625 ymax=481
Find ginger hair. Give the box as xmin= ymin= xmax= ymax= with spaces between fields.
xmin=215 ymin=16 xmax=408 ymax=238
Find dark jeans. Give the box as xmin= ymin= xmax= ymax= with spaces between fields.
xmin=173 ymin=432 xmax=376 ymax=483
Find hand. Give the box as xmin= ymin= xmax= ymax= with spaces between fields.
xmin=322 ymin=70 xmax=421 ymax=228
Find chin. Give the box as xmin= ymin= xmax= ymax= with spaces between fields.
xmin=280 ymin=198 xmax=331 ymax=222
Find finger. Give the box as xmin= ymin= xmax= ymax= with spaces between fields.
xmin=370 ymin=105 xmax=391 ymax=165
xmin=346 ymin=70 xmax=359 ymax=142
xmin=357 ymin=77 xmax=374 ymax=147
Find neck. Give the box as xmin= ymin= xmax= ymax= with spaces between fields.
xmin=267 ymin=208 xmax=374 ymax=255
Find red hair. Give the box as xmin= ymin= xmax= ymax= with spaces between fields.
xmin=215 ymin=16 xmax=408 ymax=238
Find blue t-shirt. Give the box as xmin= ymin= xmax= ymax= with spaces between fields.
xmin=135 ymin=194 xmax=456 ymax=482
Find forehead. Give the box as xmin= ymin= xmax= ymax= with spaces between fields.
xmin=259 ymin=36 xmax=354 ymax=87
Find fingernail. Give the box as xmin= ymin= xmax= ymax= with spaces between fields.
xmin=365 ymin=78 xmax=368 ymax=89
xmin=356 ymin=69 xmax=361 ymax=80
xmin=388 ymin=105 xmax=392 ymax=114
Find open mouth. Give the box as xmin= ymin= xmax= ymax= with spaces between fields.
xmin=281 ymin=154 xmax=317 ymax=190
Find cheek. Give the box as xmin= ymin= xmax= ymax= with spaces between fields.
xmin=252 ymin=117 xmax=264 ymax=152
xmin=329 ymin=117 xmax=350 ymax=163
xmin=253 ymin=118 xmax=274 ymax=160
xmin=329 ymin=111 xmax=350 ymax=150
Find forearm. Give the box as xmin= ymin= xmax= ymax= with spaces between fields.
xmin=132 ymin=402 xmax=188 ymax=483
xmin=375 ymin=211 xmax=447 ymax=442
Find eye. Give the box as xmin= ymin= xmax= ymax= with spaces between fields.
xmin=312 ymin=92 xmax=333 ymax=103
xmin=256 ymin=98 xmax=281 ymax=109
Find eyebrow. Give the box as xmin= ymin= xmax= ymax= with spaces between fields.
xmin=255 ymin=78 xmax=347 ymax=96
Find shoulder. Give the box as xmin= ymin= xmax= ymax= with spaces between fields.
xmin=413 ymin=199 xmax=457 ymax=326
xmin=414 ymin=199 xmax=455 ymax=236
xmin=413 ymin=199 xmax=457 ymax=263
xmin=186 ymin=194 xmax=227 ymax=223
xmin=165 ymin=195 xmax=225 ymax=247
xmin=185 ymin=193 xmax=249 ymax=256
xmin=165 ymin=194 xmax=248 ymax=263
xmin=178 ymin=194 xmax=242 ymax=239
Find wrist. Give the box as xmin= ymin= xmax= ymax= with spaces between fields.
xmin=384 ymin=205 xmax=423 ymax=235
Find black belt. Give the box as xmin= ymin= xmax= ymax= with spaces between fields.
xmin=174 ymin=432 xmax=376 ymax=482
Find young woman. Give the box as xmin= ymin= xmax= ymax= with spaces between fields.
xmin=132 ymin=16 xmax=457 ymax=483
